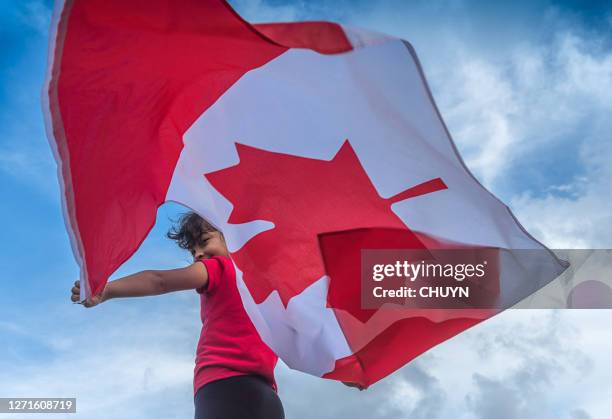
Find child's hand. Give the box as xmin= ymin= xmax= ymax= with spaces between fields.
xmin=342 ymin=381 xmax=366 ymax=391
xmin=70 ymin=280 xmax=106 ymax=308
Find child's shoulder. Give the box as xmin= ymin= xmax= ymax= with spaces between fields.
xmin=201 ymin=255 xmax=235 ymax=276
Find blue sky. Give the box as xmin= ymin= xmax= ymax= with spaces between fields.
xmin=1 ymin=0 xmax=612 ymax=418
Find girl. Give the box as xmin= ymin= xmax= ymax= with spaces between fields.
xmin=70 ymin=211 xmax=285 ymax=419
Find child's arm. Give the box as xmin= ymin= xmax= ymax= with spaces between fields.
xmin=70 ymin=262 xmax=208 ymax=308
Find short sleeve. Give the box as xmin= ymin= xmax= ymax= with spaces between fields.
xmin=195 ymin=256 xmax=228 ymax=294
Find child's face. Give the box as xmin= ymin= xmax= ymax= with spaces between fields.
xmin=190 ymin=230 xmax=229 ymax=262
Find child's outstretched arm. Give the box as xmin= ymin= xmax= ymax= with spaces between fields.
xmin=70 ymin=262 xmax=208 ymax=308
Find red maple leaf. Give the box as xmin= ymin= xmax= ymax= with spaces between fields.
xmin=205 ymin=140 xmax=447 ymax=307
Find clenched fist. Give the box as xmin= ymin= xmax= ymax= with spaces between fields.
xmin=70 ymin=280 xmax=106 ymax=308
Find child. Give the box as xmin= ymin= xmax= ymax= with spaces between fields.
xmin=70 ymin=211 xmax=285 ymax=419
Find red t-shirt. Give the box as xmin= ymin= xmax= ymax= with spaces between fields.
xmin=193 ymin=255 xmax=278 ymax=397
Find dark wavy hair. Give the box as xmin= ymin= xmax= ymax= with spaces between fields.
xmin=166 ymin=211 xmax=218 ymax=251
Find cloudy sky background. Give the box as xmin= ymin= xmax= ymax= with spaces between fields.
xmin=1 ymin=0 xmax=611 ymax=418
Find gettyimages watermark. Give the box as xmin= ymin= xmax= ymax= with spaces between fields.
xmin=361 ymin=249 xmax=612 ymax=310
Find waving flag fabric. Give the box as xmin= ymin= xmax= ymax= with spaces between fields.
xmin=44 ymin=0 xmax=567 ymax=387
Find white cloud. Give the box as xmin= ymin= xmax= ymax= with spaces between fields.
xmin=4 ymin=300 xmax=608 ymax=419
xmin=571 ymin=409 xmax=592 ymax=419
xmin=4 ymin=1 xmax=612 ymax=418
xmin=411 ymin=31 xmax=612 ymax=248
xmin=0 ymin=297 xmax=198 ymax=419
xmin=435 ymin=31 xmax=612 ymax=189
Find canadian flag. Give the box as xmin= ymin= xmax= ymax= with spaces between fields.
xmin=44 ymin=0 xmax=567 ymax=387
